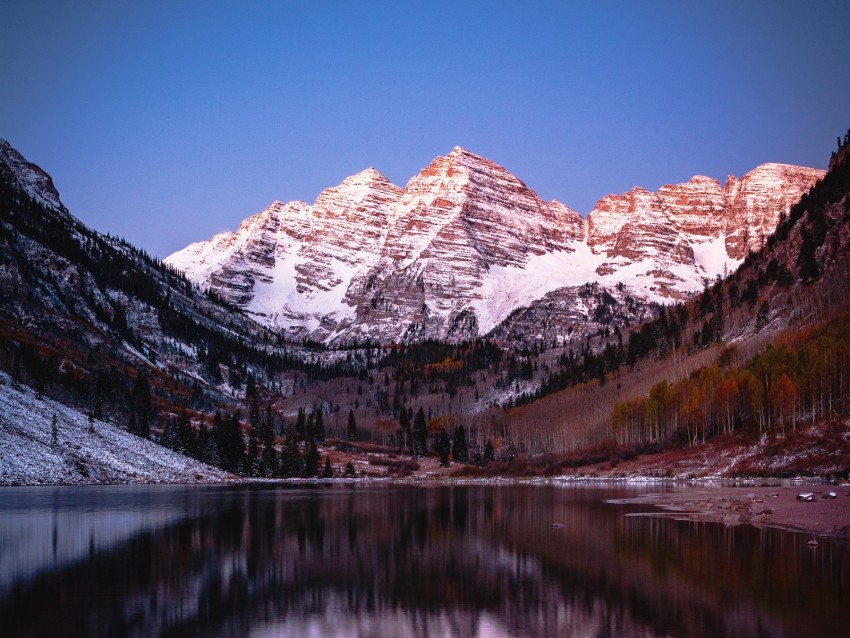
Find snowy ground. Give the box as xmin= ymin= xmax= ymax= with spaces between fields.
xmin=0 ymin=373 xmax=232 ymax=486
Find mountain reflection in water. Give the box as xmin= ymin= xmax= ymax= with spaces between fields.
xmin=0 ymin=484 xmax=846 ymax=637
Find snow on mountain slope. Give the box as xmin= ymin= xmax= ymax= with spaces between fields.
xmin=0 ymin=373 xmax=231 ymax=486
xmin=333 ymin=147 xmax=588 ymax=340
xmin=166 ymin=148 xmax=824 ymax=343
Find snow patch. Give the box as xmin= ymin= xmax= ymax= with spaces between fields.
xmin=691 ymin=234 xmax=741 ymax=279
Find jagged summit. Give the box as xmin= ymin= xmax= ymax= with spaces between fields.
xmin=341 ymin=166 xmax=397 ymax=186
xmin=446 ymin=145 xmax=497 ymax=165
xmin=166 ymin=149 xmax=824 ymax=344
xmin=447 ymin=145 xmax=480 ymax=159
xmin=410 ymin=146 xmax=508 ymax=184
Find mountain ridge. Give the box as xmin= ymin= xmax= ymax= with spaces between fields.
xmin=167 ymin=148 xmax=823 ymax=344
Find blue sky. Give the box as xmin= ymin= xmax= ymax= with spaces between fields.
xmin=2 ymin=1 xmax=849 ymax=258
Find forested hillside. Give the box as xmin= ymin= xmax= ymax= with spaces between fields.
xmin=0 ymin=141 xmax=367 ymax=478
xmin=602 ymin=132 xmax=850 ymax=451
xmin=488 ymin=132 xmax=850 ymax=470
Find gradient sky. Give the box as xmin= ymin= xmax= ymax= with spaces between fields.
xmin=2 ymin=1 xmax=849 ymax=258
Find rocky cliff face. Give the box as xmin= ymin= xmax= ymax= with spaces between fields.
xmin=723 ymin=163 xmax=822 ymax=259
xmin=585 ymin=164 xmax=823 ymax=293
xmin=166 ymin=148 xmax=824 ymax=343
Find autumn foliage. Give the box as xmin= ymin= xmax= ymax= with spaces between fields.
xmin=611 ymin=308 xmax=850 ymax=446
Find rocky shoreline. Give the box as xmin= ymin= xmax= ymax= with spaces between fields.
xmin=610 ymin=484 xmax=850 ymax=539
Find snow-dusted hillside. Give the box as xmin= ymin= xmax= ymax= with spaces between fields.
xmin=0 ymin=373 xmax=231 ymax=485
xmin=0 ymin=139 xmax=66 ymax=213
xmin=1 ymin=137 xmax=314 ymax=473
xmin=167 ymin=147 xmax=823 ymax=344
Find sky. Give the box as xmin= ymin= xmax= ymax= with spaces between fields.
xmin=2 ymin=1 xmax=849 ymax=259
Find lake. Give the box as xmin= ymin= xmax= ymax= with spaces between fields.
xmin=0 ymin=483 xmax=846 ymax=637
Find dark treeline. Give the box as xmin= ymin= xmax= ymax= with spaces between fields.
xmin=378 ymin=338 xmax=501 ymax=404
xmin=380 ymin=339 xmax=502 ymax=383
xmin=157 ymin=399 xmax=348 ymax=479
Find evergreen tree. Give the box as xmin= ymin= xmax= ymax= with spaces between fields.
xmin=245 ymin=435 xmax=259 ymax=476
xmin=483 ymin=439 xmax=495 ymax=463
xmin=452 ymin=425 xmax=469 ymax=463
xmin=246 ymin=399 xmax=261 ymax=476
xmin=344 ymin=461 xmax=356 ymax=476
xmin=93 ymin=391 xmax=103 ymax=421
xmin=218 ymin=411 xmax=245 ymax=474
xmin=314 ymin=407 xmax=325 ymax=443
xmin=305 ymin=411 xmax=314 ymax=440
xmin=303 ymin=439 xmax=320 ymax=476
xmin=129 ymin=372 xmax=152 ymax=438
xmin=197 ymin=419 xmax=217 ymax=466
xmin=392 ymin=384 xmax=402 ymax=417
xmin=347 ymin=409 xmax=357 ymax=442
xmin=435 ymin=428 xmax=451 ymax=466
xmin=279 ymin=429 xmax=302 ymax=477
xmin=211 ymin=410 xmax=225 ymax=468
xmin=161 ymin=416 xmax=180 ymax=451
xmin=398 ymin=406 xmax=410 ymax=453
xmin=176 ymin=410 xmax=195 ymax=455
xmin=295 ymin=407 xmax=306 ymax=441
xmin=322 ymin=456 xmax=333 ymax=478
xmin=412 ymin=407 xmax=428 ymax=457
xmin=259 ymin=405 xmax=278 ymax=477
xmin=799 ymin=227 xmax=821 ymax=283
xmin=50 ymin=413 xmax=58 ymax=448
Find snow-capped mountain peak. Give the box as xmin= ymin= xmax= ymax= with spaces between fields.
xmin=166 ymin=149 xmax=824 ymax=343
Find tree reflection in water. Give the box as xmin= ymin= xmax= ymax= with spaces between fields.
xmin=0 ymin=484 xmax=847 ymax=637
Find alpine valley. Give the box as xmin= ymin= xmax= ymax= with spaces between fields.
xmin=3 ymin=134 xmax=850 ymax=487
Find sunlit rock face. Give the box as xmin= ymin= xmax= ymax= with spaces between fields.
xmin=722 ymin=163 xmax=824 ymax=259
xmin=167 ymin=148 xmax=823 ymax=344
xmin=585 ymin=164 xmax=824 ymax=293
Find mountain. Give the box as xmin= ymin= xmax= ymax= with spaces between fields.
xmin=167 ymin=148 xmax=823 ymax=344
xmin=0 ymin=140 xmax=277 ymax=372
xmin=500 ymin=132 xmax=850 ymax=461
xmin=0 ymin=138 xmax=310 ymax=455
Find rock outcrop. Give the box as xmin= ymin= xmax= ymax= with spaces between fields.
xmin=0 ymin=139 xmax=67 ymax=213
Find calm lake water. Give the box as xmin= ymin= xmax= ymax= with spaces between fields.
xmin=0 ymin=483 xmax=846 ymax=637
